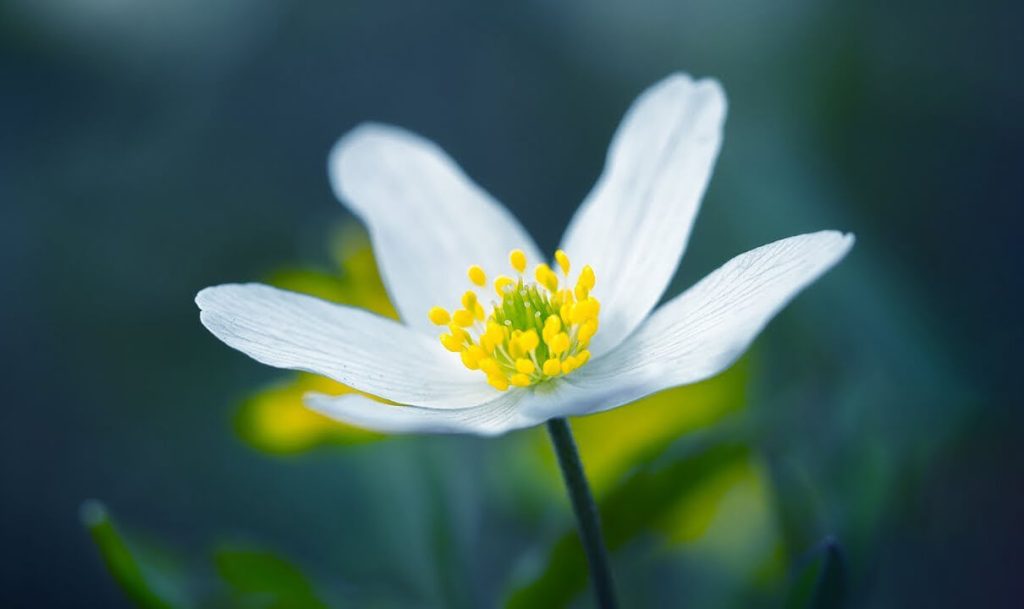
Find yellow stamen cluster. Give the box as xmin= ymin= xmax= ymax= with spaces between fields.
xmin=430 ymin=249 xmax=600 ymax=391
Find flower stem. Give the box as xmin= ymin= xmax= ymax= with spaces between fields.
xmin=546 ymin=418 xmax=618 ymax=609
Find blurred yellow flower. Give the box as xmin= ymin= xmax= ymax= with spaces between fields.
xmin=235 ymin=226 xmax=394 ymax=454
xmin=236 ymin=373 xmax=384 ymax=454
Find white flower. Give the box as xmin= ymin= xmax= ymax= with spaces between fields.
xmin=196 ymin=73 xmax=853 ymax=436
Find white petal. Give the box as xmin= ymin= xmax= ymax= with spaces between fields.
xmin=197 ymin=283 xmax=497 ymax=408
xmin=329 ymin=123 xmax=542 ymax=335
xmin=521 ymin=231 xmax=855 ymax=420
xmin=305 ymin=390 xmax=538 ymax=436
xmin=559 ymin=73 xmax=727 ymax=356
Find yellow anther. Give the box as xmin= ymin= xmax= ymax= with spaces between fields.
xmin=560 ymin=302 xmax=574 ymax=325
xmin=458 ymin=292 xmax=485 ymax=321
xmin=572 ymin=298 xmax=600 ymax=324
xmin=555 ymin=250 xmax=570 ymax=275
xmin=543 ymin=358 xmax=562 ymax=376
xmin=488 ymin=374 xmax=509 ymax=391
xmin=453 ymin=309 xmax=475 ymax=327
xmin=494 ymin=275 xmax=515 ymax=296
xmin=510 ymin=373 xmax=532 ymax=387
xmin=576 ymin=350 xmax=591 ymax=366
xmin=484 ymin=321 xmax=505 ymax=346
xmin=428 ymin=306 xmax=451 ymax=326
xmin=468 ymin=265 xmax=487 ymax=287
xmin=479 ymin=332 xmax=494 ymax=353
xmin=547 ymin=331 xmax=570 ymax=355
xmin=578 ymin=318 xmax=598 ymax=345
xmin=510 ymin=249 xmax=527 ymax=273
xmin=508 ymin=336 xmax=523 ymax=359
xmin=561 ymin=356 xmax=578 ymax=375
xmin=440 ymin=333 xmax=464 ymax=352
xmin=515 ymin=358 xmax=536 ymax=374
xmin=579 ymin=265 xmax=596 ymax=290
xmin=574 ymin=284 xmax=589 ymax=300
xmin=535 ymin=263 xmax=558 ymax=292
xmin=460 ymin=346 xmax=484 ymax=370
xmin=519 ymin=329 xmax=540 ymax=352
xmin=546 ymin=273 xmax=559 ymax=293
xmin=480 ymin=358 xmax=502 ymax=376
xmin=542 ymin=317 xmax=561 ymax=344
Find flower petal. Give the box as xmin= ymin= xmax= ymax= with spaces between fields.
xmin=329 ymin=123 xmax=542 ymax=335
xmin=197 ymin=283 xmax=496 ymax=408
xmin=522 ymin=231 xmax=855 ymax=419
xmin=305 ymin=390 xmax=537 ymax=436
xmin=559 ymin=73 xmax=727 ymax=356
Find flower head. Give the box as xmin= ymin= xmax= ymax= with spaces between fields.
xmin=197 ymin=73 xmax=853 ymax=436
xmin=430 ymin=247 xmax=599 ymax=390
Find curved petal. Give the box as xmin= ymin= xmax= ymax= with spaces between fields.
xmin=329 ymin=123 xmax=542 ymax=335
xmin=197 ymin=283 xmax=496 ymax=408
xmin=305 ymin=390 xmax=537 ymax=436
xmin=559 ymin=73 xmax=727 ymax=356
xmin=521 ymin=231 xmax=855 ymax=420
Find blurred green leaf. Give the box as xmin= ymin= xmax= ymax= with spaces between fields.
xmin=214 ymin=545 xmax=328 ymax=609
xmin=84 ymin=501 xmax=338 ymax=609
xmin=786 ymin=537 xmax=846 ymax=609
xmin=80 ymin=500 xmax=180 ymax=609
xmin=505 ymin=440 xmax=750 ymax=608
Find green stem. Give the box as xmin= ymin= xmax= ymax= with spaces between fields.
xmin=546 ymin=418 xmax=618 ymax=609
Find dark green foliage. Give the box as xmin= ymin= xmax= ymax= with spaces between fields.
xmin=80 ymin=501 xmax=179 ymax=609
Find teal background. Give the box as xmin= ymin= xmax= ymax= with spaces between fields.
xmin=1 ymin=0 xmax=1020 ymax=606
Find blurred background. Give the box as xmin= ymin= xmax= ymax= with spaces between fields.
xmin=2 ymin=0 xmax=1020 ymax=607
